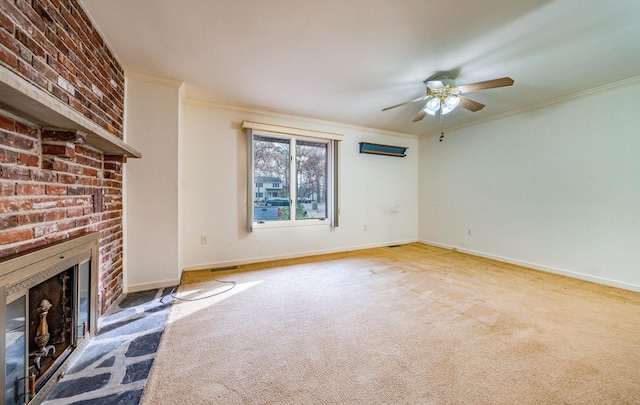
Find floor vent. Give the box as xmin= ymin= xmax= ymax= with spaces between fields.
xmin=388 ymin=245 xmax=401 ymax=248
xmin=211 ymin=266 xmax=237 ymax=272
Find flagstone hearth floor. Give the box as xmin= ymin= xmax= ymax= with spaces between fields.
xmin=40 ymin=287 xmax=175 ymax=405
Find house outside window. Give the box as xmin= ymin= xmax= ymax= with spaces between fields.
xmin=254 ymin=176 xmax=284 ymax=203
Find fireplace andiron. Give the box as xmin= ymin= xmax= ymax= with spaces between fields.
xmin=30 ymin=299 xmax=56 ymax=371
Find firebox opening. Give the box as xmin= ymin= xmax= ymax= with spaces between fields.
xmin=28 ymin=267 xmax=74 ymax=394
xmin=2 ymin=233 xmax=98 ymax=405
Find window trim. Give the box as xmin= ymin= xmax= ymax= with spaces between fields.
xmin=242 ymin=121 xmax=343 ymax=141
xmin=244 ymin=121 xmax=341 ymax=232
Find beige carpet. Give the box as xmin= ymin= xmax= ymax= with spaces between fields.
xmin=141 ymin=243 xmax=640 ymax=404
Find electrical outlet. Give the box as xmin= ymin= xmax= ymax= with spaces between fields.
xmin=363 ymin=225 xmax=368 ymax=231
xmin=200 ymin=235 xmax=208 ymax=245
xmin=467 ymin=228 xmax=472 ymax=236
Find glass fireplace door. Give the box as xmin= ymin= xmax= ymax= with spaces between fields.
xmin=5 ymin=295 xmax=26 ymax=405
xmin=76 ymin=260 xmax=90 ymax=344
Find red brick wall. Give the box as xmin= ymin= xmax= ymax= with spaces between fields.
xmin=0 ymin=114 xmax=124 ymax=314
xmin=0 ymin=0 xmax=125 ymax=138
xmin=0 ymin=0 xmax=126 ymax=315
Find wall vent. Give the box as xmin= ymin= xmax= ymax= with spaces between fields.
xmin=358 ymin=142 xmax=407 ymax=157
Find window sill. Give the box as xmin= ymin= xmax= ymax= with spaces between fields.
xmin=253 ymin=219 xmax=330 ymax=229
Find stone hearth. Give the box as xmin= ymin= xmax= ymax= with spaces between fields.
xmin=41 ymin=287 xmax=174 ymax=405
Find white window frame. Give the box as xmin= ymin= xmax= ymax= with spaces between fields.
xmin=243 ymin=121 xmax=341 ymax=232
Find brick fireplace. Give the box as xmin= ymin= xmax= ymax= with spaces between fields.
xmin=0 ymin=0 xmax=141 ymax=318
xmin=0 ymin=1 xmax=140 ymax=403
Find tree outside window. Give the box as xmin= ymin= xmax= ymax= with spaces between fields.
xmin=253 ymin=135 xmax=327 ymax=221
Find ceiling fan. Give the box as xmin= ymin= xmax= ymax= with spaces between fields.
xmin=382 ymin=76 xmax=514 ymax=122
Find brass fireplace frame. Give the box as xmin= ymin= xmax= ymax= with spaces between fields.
xmin=1 ymin=233 xmax=99 ymax=404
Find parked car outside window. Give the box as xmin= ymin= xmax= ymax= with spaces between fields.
xmin=262 ymin=198 xmax=307 ymax=219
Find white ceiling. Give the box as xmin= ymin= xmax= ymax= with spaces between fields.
xmin=80 ymin=0 xmax=640 ymax=137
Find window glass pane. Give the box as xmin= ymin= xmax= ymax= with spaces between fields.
xmin=296 ymin=140 xmax=327 ymax=219
xmin=254 ymin=135 xmax=290 ymax=221
xmin=6 ymin=296 xmax=26 ymax=405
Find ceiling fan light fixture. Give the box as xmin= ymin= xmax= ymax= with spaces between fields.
xmin=427 ymin=80 xmax=443 ymax=90
xmin=441 ymin=95 xmax=460 ymax=115
xmin=424 ymin=97 xmax=441 ymax=115
xmin=445 ymin=94 xmax=460 ymax=108
xmin=381 ymin=76 xmax=513 ymax=122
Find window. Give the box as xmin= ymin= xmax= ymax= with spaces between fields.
xmin=296 ymin=139 xmax=327 ymax=219
xmin=252 ymin=134 xmax=327 ymax=222
xmin=243 ymin=121 xmax=340 ymax=231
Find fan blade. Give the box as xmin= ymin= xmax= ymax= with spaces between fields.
xmin=382 ymin=95 xmax=427 ymax=111
xmin=456 ymin=77 xmax=514 ymax=93
xmin=458 ymin=96 xmax=485 ymax=112
xmin=412 ymin=109 xmax=427 ymax=122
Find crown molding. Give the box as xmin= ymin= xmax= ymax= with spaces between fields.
xmin=183 ymin=98 xmax=419 ymax=140
xmin=125 ymin=72 xmax=184 ymax=88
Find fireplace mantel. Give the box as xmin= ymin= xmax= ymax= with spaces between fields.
xmin=0 ymin=66 xmax=141 ymax=159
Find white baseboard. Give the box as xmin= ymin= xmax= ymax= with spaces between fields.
xmin=126 ymin=278 xmax=181 ymax=293
xmin=418 ymin=239 xmax=640 ymax=293
xmin=183 ymin=239 xmax=418 ymax=272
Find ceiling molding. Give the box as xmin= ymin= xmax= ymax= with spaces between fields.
xmin=420 ymin=75 xmax=640 ymax=139
xmin=183 ymin=97 xmax=419 ymax=140
xmin=125 ymin=72 xmax=184 ymax=88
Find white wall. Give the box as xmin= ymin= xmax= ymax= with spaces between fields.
xmin=182 ymin=103 xmax=419 ymax=270
xmin=123 ymin=75 xmax=639 ymax=292
xmin=124 ymin=77 xmax=182 ymax=290
xmin=419 ymin=80 xmax=640 ymax=290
